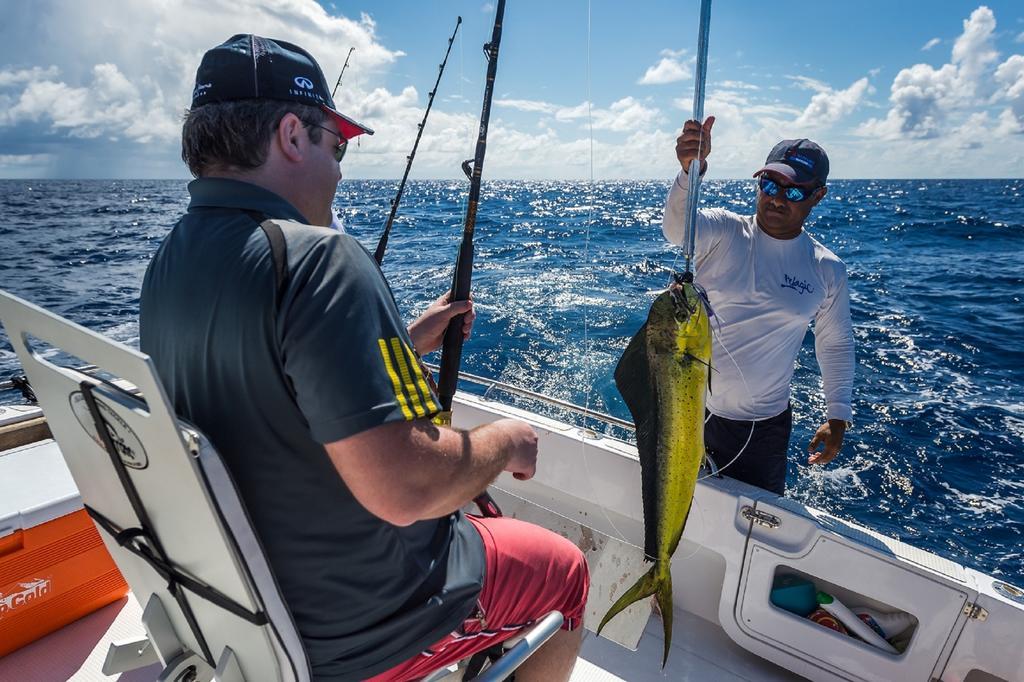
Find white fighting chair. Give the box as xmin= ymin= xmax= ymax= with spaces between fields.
xmin=0 ymin=290 xmax=561 ymax=682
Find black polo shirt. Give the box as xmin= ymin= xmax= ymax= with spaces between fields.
xmin=140 ymin=178 xmax=484 ymax=680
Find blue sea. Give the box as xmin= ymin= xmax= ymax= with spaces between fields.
xmin=0 ymin=178 xmax=1021 ymax=585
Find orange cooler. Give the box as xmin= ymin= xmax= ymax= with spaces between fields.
xmin=0 ymin=438 xmax=128 ymax=657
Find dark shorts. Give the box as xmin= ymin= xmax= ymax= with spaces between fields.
xmin=367 ymin=515 xmax=590 ymax=682
xmin=704 ymin=404 xmax=793 ymax=495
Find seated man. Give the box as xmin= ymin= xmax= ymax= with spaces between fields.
xmin=140 ymin=34 xmax=588 ymax=681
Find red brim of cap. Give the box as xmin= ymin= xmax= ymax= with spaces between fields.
xmin=321 ymin=105 xmax=374 ymax=139
xmin=753 ymin=162 xmax=814 ymax=185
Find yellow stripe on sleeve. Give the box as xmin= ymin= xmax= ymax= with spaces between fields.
xmin=390 ymin=337 xmax=426 ymax=418
xmin=402 ymin=341 xmax=439 ymax=414
xmin=377 ymin=338 xmax=415 ymax=420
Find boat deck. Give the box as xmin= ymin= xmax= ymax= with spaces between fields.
xmin=0 ymin=593 xmax=803 ymax=681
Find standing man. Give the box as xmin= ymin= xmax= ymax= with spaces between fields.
xmin=662 ymin=116 xmax=854 ymax=495
xmin=141 ymin=35 xmax=587 ymax=681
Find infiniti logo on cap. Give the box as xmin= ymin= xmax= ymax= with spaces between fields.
xmin=294 ymin=76 xmax=314 ymax=90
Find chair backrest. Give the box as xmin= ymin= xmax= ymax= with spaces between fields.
xmin=0 ymin=290 xmax=310 ymax=681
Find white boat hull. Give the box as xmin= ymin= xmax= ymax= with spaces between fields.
xmin=1 ymin=391 xmax=1021 ymax=681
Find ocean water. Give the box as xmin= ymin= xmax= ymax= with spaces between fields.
xmin=0 ymin=178 xmax=1021 ymax=586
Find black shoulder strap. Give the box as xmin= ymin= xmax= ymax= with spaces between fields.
xmin=242 ymin=209 xmax=299 ymax=402
xmin=243 ymin=209 xmax=288 ymax=307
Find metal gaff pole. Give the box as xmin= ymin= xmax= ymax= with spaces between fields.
xmin=682 ymin=0 xmax=713 ymax=275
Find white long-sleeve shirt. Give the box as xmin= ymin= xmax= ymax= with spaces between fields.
xmin=663 ymin=171 xmax=854 ymax=422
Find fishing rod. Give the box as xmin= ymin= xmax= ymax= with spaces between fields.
xmin=374 ymin=16 xmax=463 ymax=266
xmin=436 ymin=1 xmax=505 ymax=420
xmin=681 ymin=0 xmax=713 ymax=276
xmin=435 ymin=0 xmax=506 ymax=518
xmin=331 ymin=47 xmax=355 ymax=99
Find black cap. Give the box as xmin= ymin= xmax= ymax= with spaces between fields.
xmin=191 ymin=34 xmax=373 ymax=140
xmin=754 ymin=139 xmax=829 ymax=186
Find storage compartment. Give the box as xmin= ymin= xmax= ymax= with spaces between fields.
xmin=770 ymin=566 xmax=919 ymax=654
xmin=0 ymin=439 xmax=128 ymax=657
xmin=734 ymin=502 xmax=974 ymax=682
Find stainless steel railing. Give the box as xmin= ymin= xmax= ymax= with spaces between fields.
xmin=425 ymin=363 xmax=634 ymax=432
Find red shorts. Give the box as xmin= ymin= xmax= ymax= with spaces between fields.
xmin=367 ymin=515 xmax=589 ymax=682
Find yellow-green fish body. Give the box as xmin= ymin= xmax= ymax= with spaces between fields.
xmin=597 ymin=276 xmax=712 ymax=667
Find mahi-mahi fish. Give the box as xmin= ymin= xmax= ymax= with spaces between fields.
xmin=597 ymin=272 xmax=712 ymax=667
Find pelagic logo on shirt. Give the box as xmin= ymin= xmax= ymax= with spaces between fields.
xmin=781 ymin=274 xmax=814 ymax=295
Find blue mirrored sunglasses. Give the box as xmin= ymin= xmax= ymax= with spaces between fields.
xmin=758 ymin=176 xmax=820 ymax=202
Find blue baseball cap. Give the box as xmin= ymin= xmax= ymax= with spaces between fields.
xmin=191 ymin=34 xmax=373 ymax=140
xmin=754 ymin=139 xmax=829 ymax=186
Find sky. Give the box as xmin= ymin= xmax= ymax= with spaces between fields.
xmin=1 ymin=0 xmax=1023 ymax=180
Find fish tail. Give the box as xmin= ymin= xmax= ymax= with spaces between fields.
xmin=657 ymin=570 xmax=674 ymax=668
xmin=596 ymin=562 xmax=669 ymax=642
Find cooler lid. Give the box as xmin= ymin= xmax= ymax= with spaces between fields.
xmin=0 ymin=404 xmax=43 ymax=427
xmin=0 ymin=439 xmax=82 ymax=538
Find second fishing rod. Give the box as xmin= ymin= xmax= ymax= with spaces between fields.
xmin=374 ymin=16 xmax=462 ymax=266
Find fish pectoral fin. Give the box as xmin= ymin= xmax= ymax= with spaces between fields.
xmin=681 ymin=352 xmax=716 ymax=396
xmin=683 ymin=352 xmax=714 ymax=372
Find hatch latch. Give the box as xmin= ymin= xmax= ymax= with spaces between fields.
xmin=741 ymin=506 xmax=781 ymax=529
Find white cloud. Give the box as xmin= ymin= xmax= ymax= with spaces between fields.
xmin=1 ymin=2 xmax=1021 ymax=180
xmin=1 ymin=63 xmax=169 ymax=142
xmin=594 ymin=97 xmax=662 ymax=132
xmin=996 ymin=107 xmax=1024 ymax=135
xmin=858 ymin=6 xmax=1004 ymax=140
xmin=495 ymin=98 xmax=558 ymax=114
xmin=995 ymin=54 xmax=1024 ymax=132
xmin=719 ymin=80 xmax=759 ymax=91
xmin=0 ymin=153 xmax=54 ymax=179
xmin=951 ymin=6 xmax=1000 ymax=87
xmin=996 ymin=54 xmax=1024 ymax=100
xmin=0 ymin=154 xmax=50 ymax=165
xmin=0 ymin=0 xmax=402 ymax=150
xmin=922 ymin=38 xmax=941 ymax=51
xmin=638 ymin=49 xmax=691 ymax=85
xmin=550 ymin=98 xmax=662 ymax=132
xmin=794 ymin=78 xmax=871 ymax=128
xmin=553 ymin=102 xmax=590 ymax=122
xmin=953 ymin=111 xmax=990 ymax=149
xmin=788 ymin=76 xmax=832 ymax=93
xmin=0 ymin=66 xmax=60 ymax=86
xmin=495 ymin=96 xmax=662 ymax=135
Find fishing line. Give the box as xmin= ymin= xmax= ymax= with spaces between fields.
xmin=459 ymin=16 xmax=464 ymax=102
xmin=491 ymin=486 xmax=645 ymax=555
xmin=578 ymin=0 xmax=630 ymax=546
xmin=696 ymin=317 xmax=756 ymax=481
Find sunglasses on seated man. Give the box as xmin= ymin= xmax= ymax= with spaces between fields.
xmin=758 ymin=175 xmax=822 ymax=203
xmin=305 ymin=122 xmax=348 ymax=163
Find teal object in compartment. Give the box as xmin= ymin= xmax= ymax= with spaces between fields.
xmin=770 ymin=575 xmax=817 ymax=616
